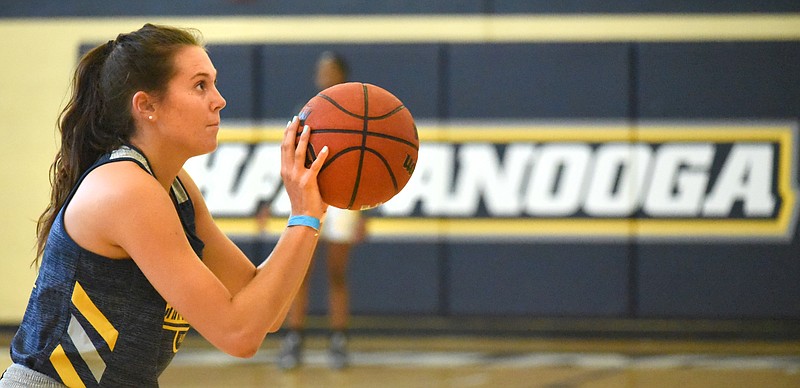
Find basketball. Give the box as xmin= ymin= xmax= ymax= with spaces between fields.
xmin=297 ymin=82 xmax=419 ymax=210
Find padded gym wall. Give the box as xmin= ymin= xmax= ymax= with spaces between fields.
xmin=2 ymin=2 xmax=799 ymax=324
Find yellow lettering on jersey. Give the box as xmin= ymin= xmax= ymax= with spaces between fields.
xmin=163 ymin=304 xmax=191 ymax=353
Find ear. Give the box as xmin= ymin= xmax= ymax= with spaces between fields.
xmin=131 ymin=91 xmax=156 ymax=121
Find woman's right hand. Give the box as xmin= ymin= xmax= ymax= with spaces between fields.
xmin=281 ymin=116 xmax=329 ymax=219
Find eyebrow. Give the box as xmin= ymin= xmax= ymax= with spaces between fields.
xmin=191 ymin=71 xmax=217 ymax=80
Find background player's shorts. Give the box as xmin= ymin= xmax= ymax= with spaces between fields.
xmin=322 ymin=207 xmax=361 ymax=243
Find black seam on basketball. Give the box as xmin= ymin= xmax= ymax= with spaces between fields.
xmin=318 ymin=147 xmax=399 ymax=206
xmin=368 ymin=105 xmax=406 ymax=120
xmin=364 ymin=148 xmax=399 ymax=191
xmin=317 ymin=92 xmax=406 ymax=120
xmin=310 ymin=129 xmax=420 ymax=151
xmin=350 ymin=83 xmax=369 ymax=209
xmin=305 ymin=143 xmax=316 ymax=168
xmin=360 ymin=131 xmax=419 ymax=150
xmin=319 ymin=146 xmax=363 ymax=173
xmin=317 ymin=93 xmax=364 ymax=120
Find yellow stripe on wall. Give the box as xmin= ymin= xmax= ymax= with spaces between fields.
xmin=50 ymin=344 xmax=86 ymax=388
xmin=71 ymin=282 xmax=119 ymax=351
xmin=3 ymin=14 xmax=800 ymax=44
xmin=217 ymin=217 xmax=791 ymax=240
xmin=217 ymin=123 xmax=796 ymax=144
xmin=168 ymin=14 xmax=800 ymax=42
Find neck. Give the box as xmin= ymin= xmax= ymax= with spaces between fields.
xmin=128 ymin=138 xmax=187 ymax=192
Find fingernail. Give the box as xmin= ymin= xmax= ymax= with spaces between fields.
xmin=321 ymin=145 xmax=328 ymax=153
xmin=303 ymin=125 xmax=310 ymax=134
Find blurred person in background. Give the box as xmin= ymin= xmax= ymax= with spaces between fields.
xmin=278 ymin=51 xmax=368 ymax=371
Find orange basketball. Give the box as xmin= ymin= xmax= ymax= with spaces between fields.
xmin=298 ymin=82 xmax=419 ymax=210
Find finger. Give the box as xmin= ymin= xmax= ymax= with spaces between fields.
xmin=308 ymin=145 xmax=329 ymax=173
xmin=281 ymin=116 xmax=299 ymax=166
xmin=294 ymin=124 xmax=311 ymax=163
xmin=283 ymin=116 xmax=299 ymax=144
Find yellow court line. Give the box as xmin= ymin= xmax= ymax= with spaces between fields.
xmin=4 ymin=14 xmax=800 ymax=43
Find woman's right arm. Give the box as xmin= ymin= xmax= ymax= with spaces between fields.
xmin=97 ymin=119 xmax=328 ymax=357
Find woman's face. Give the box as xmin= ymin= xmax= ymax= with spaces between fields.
xmin=154 ymin=45 xmax=226 ymax=157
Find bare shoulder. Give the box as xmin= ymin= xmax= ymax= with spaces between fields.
xmin=78 ymin=161 xmax=166 ymax=209
xmin=65 ymin=161 xmax=175 ymax=258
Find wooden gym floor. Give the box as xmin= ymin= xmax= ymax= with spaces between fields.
xmin=2 ymin=318 xmax=799 ymax=387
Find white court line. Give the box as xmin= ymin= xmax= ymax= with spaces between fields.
xmin=4 ymin=346 xmax=798 ymax=373
xmin=166 ymin=348 xmax=800 ymax=373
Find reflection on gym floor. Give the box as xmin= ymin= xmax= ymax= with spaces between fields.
xmin=2 ymin=322 xmax=799 ymax=388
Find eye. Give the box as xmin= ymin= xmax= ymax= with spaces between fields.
xmin=195 ymin=81 xmax=206 ymax=91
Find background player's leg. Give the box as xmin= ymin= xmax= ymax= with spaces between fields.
xmin=278 ymin=255 xmax=316 ymax=370
xmin=327 ymin=241 xmax=352 ymax=369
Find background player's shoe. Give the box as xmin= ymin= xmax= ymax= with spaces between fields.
xmin=278 ymin=330 xmax=303 ymax=370
xmin=329 ymin=331 xmax=349 ymax=370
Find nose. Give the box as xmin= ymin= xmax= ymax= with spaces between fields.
xmin=212 ymin=86 xmax=226 ymax=112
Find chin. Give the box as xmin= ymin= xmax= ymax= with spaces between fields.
xmin=202 ymin=140 xmax=219 ymax=155
xmin=190 ymin=139 xmax=218 ymax=157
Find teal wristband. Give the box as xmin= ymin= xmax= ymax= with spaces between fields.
xmin=287 ymin=215 xmax=321 ymax=231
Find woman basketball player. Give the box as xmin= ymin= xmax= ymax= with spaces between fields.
xmin=0 ymin=24 xmax=328 ymax=387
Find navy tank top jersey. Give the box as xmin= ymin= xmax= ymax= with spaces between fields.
xmin=10 ymin=145 xmax=205 ymax=387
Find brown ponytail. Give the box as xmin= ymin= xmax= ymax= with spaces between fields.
xmin=34 ymin=24 xmax=202 ymax=266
